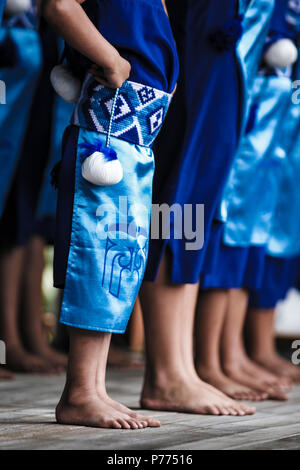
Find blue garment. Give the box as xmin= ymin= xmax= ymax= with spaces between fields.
xmin=145 ymin=0 xmax=274 ymax=284
xmin=72 ymin=77 xmax=172 ymax=147
xmin=56 ymin=127 xmax=154 ymax=333
xmin=54 ymin=0 xmax=178 ymax=332
xmin=221 ymin=74 xmax=291 ymax=247
xmin=145 ymin=0 xmax=247 ymax=284
xmin=201 ymin=221 xmax=266 ymax=290
xmin=0 ymin=26 xmax=42 ymax=216
xmin=0 ymin=23 xmax=63 ymax=247
xmin=66 ymin=0 xmax=179 ymax=94
xmin=266 ymin=39 xmax=300 ymax=256
xmin=286 ymin=0 xmax=300 ymax=33
xmin=249 ymin=256 xmax=300 ymax=308
xmin=201 ymin=0 xmax=282 ymax=290
xmin=232 ymin=0 xmax=275 ymax=146
xmin=0 ymin=1 xmax=5 ymax=24
xmin=220 ymin=0 xmax=294 ymax=247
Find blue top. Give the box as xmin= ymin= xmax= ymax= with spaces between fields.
xmin=66 ymin=0 xmax=179 ymax=94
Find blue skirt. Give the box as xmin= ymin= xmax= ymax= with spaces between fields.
xmin=54 ymin=126 xmax=155 ymax=333
xmin=0 ymin=25 xmax=61 ymax=248
xmin=201 ymin=221 xmax=266 ymax=290
xmin=144 ymin=0 xmax=241 ymax=284
xmin=249 ymin=256 xmax=300 ymax=309
xmin=0 ymin=27 xmax=42 ymax=216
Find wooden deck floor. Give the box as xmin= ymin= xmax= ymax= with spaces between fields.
xmin=1 ymin=369 xmax=300 ymax=450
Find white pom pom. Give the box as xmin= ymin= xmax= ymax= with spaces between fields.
xmin=50 ymin=65 xmax=82 ymax=104
xmin=264 ymin=39 xmax=298 ymax=68
xmin=81 ymin=152 xmax=123 ymax=186
xmin=5 ymin=0 xmax=31 ymax=16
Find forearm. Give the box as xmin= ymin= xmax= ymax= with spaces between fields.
xmin=41 ymin=0 xmax=120 ymax=71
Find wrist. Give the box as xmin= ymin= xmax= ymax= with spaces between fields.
xmin=101 ymin=47 xmax=121 ymax=72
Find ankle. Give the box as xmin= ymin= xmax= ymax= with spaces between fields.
xmin=250 ymin=349 xmax=277 ymax=362
xmin=196 ymin=362 xmax=222 ymax=376
xmin=143 ymin=368 xmax=185 ymax=391
xmin=222 ymin=360 xmax=240 ymax=376
xmin=63 ymin=382 xmax=97 ymax=405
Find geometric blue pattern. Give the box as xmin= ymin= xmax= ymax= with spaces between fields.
xmin=72 ymin=75 xmax=173 ymax=147
xmin=147 ymin=107 xmax=165 ymax=134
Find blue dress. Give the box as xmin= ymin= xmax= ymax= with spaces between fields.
xmin=249 ymin=255 xmax=300 ymax=308
xmin=0 ymin=24 xmax=73 ymax=248
xmin=145 ymin=0 xmax=273 ymax=284
xmin=249 ymin=6 xmax=300 ymax=308
xmin=0 ymin=7 xmax=42 ymax=216
xmin=54 ymin=0 xmax=179 ymax=332
xmin=202 ymin=1 xmax=296 ymax=291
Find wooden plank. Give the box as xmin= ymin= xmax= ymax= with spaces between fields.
xmin=0 ymin=371 xmax=300 ymax=449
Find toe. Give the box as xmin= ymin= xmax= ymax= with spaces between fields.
xmin=228 ymin=406 xmax=240 ymax=416
xmin=127 ymin=419 xmax=139 ymax=429
xmin=147 ymin=418 xmax=161 ymax=427
xmin=218 ymin=406 xmax=230 ymax=416
xmin=111 ymin=420 xmax=122 ymax=429
xmin=205 ymin=406 xmax=220 ymax=415
xmin=118 ymin=418 xmax=131 ymax=429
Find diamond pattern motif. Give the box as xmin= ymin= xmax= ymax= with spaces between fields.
xmin=73 ymin=78 xmax=172 ymax=147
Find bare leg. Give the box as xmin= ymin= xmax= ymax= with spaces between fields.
xmin=0 ymin=246 xmax=51 ymax=373
xmin=56 ymin=327 xmax=156 ymax=429
xmin=222 ymin=289 xmax=290 ymax=400
xmin=195 ymin=290 xmax=266 ymax=401
xmin=96 ymin=328 xmax=159 ymax=427
xmin=107 ymin=299 xmax=144 ymax=369
xmin=129 ymin=297 xmax=145 ymax=354
xmin=139 ymin=254 xmax=255 ymax=416
xmin=246 ymin=308 xmax=300 ymax=383
xmin=20 ymin=236 xmax=67 ymax=372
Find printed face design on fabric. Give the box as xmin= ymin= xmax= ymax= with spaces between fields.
xmin=102 ymin=235 xmax=148 ymax=299
xmin=96 ymin=198 xmax=150 ymax=299
xmin=76 ymin=79 xmax=172 ymax=147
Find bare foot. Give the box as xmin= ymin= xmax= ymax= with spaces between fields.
xmin=197 ymin=365 xmax=267 ymax=401
xmin=223 ymin=361 xmax=289 ymax=401
xmin=141 ymin=374 xmax=256 ymax=416
xmin=235 ymin=354 xmax=291 ymax=391
xmin=56 ymin=387 xmax=152 ymax=429
xmin=252 ymin=353 xmax=300 ymax=384
xmin=99 ymin=394 xmax=160 ymax=427
xmin=0 ymin=367 xmax=15 ymax=380
xmin=6 ymin=344 xmax=56 ymax=374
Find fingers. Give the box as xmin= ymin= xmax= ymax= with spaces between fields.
xmin=88 ymin=64 xmax=128 ymax=89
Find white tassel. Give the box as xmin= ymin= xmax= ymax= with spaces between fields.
xmin=81 ymin=152 xmax=123 ymax=186
xmin=50 ymin=65 xmax=82 ymax=104
xmin=264 ymin=38 xmax=298 ymax=68
xmin=5 ymin=0 xmax=31 ymax=16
